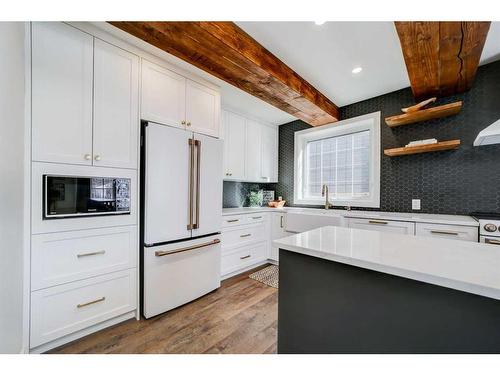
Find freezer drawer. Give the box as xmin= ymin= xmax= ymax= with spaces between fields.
xmin=143 ymin=235 xmax=221 ymax=318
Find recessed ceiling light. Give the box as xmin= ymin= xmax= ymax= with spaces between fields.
xmin=352 ymin=67 xmax=363 ymax=74
xmin=314 ymin=21 xmax=326 ymax=26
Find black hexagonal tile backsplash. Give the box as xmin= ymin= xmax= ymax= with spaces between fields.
xmin=224 ymin=61 xmax=500 ymax=214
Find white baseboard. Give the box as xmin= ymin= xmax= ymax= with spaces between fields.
xmin=29 ymin=311 xmax=136 ymax=354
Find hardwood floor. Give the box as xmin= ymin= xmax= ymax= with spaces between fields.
xmin=48 ymin=265 xmax=278 ymax=354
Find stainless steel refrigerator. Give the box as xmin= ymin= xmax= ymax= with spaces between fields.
xmin=141 ymin=121 xmax=223 ymax=318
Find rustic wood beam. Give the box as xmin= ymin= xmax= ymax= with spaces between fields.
xmin=108 ymin=22 xmax=340 ymax=126
xmin=395 ymin=21 xmax=491 ymax=100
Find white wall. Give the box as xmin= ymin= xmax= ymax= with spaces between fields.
xmin=0 ymin=22 xmax=26 ymax=353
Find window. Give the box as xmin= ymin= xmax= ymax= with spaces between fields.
xmin=294 ymin=112 xmax=380 ymax=208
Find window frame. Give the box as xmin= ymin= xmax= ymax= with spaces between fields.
xmin=293 ymin=111 xmax=381 ymax=208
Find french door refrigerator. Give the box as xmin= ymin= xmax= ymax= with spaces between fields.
xmin=141 ymin=121 xmax=223 ymax=318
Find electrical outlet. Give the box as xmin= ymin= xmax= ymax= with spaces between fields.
xmin=412 ymin=199 xmax=421 ymax=210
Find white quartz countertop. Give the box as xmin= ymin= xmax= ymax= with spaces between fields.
xmin=274 ymin=226 xmax=500 ymax=300
xmin=222 ymin=207 xmax=478 ymax=226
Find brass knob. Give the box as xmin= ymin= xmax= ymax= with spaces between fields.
xmin=94 ymin=155 xmax=101 ymax=161
xmin=84 ymin=154 xmax=91 ymax=160
xmin=187 ymin=121 xmax=191 ymax=126
xmin=181 ymin=120 xmax=186 ymax=125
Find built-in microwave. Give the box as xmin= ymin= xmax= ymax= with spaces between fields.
xmin=43 ymin=175 xmax=131 ymax=219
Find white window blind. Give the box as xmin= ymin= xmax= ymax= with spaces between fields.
xmin=304 ymin=130 xmax=370 ymax=200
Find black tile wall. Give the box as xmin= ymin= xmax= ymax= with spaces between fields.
xmin=223 ymin=181 xmax=277 ymax=208
xmin=275 ymin=60 xmax=500 ymax=215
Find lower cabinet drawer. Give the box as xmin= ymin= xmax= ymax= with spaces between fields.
xmin=347 ymin=217 xmax=415 ymax=235
xmin=31 ymin=226 xmax=137 ymax=290
xmin=30 ymin=269 xmax=137 ymax=348
xmin=221 ymin=242 xmax=267 ymax=276
xmin=222 ymin=223 xmax=265 ymax=249
xmin=415 ymin=223 xmax=478 ymax=242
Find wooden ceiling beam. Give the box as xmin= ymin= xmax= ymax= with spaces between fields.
xmin=395 ymin=21 xmax=491 ymax=100
xmin=108 ymin=21 xmax=340 ymax=126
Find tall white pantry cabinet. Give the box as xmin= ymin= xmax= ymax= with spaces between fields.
xmin=27 ymin=22 xmax=221 ymax=352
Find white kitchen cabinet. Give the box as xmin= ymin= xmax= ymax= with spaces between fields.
xmin=261 ymin=124 xmax=278 ymax=182
xmin=186 ymin=79 xmax=220 ymax=138
xmin=416 ymin=223 xmax=478 ymax=242
xmin=222 ymin=109 xmax=279 ymax=183
xmin=93 ymin=39 xmax=139 ymax=169
xmin=222 ymin=110 xmax=246 ymax=179
xmin=141 ymin=60 xmax=221 ymax=138
xmin=270 ymin=212 xmax=287 ymax=261
xmin=141 ymin=59 xmax=186 ymax=129
xmin=347 ymin=217 xmax=415 ymax=235
xmin=32 ymin=22 xmax=94 ymax=165
xmin=245 ymin=120 xmax=263 ymax=182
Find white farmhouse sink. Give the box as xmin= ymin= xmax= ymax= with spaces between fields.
xmin=285 ymin=210 xmax=344 ymax=233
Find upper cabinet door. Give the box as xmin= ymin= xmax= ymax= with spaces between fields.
xmin=141 ymin=59 xmax=186 ymax=129
xmin=261 ymin=125 xmax=278 ymax=182
xmin=32 ymin=22 xmax=93 ymax=165
xmin=93 ymin=39 xmax=139 ymax=169
xmin=185 ymin=79 xmax=221 ymax=138
xmin=222 ymin=110 xmax=246 ymax=180
xmin=245 ymin=120 xmax=263 ymax=182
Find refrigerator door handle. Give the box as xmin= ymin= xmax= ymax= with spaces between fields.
xmin=154 ymin=238 xmax=220 ymax=257
xmin=193 ymin=139 xmax=201 ymax=229
xmin=187 ymin=138 xmax=195 ymax=230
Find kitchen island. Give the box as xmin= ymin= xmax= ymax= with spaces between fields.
xmin=273 ymin=226 xmax=500 ymax=353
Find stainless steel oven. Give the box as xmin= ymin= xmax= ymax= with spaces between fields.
xmin=43 ymin=175 xmax=131 ymax=219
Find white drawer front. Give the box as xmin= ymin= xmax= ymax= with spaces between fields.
xmin=416 ymin=223 xmax=478 ymax=242
xmin=31 ymin=226 xmax=137 ymax=290
xmin=30 ymin=269 xmax=137 ymax=348
xmin=222 ymin=215 xmax=246 ymax=228
xmin=222 ymin=224 xmax=265 ymax=250
xmin=222 ymin=213 xmax=267 ymax=228
xmin=221 ymin=242 xmax=267 ymax=276
xmin=347 ymin=218 xmax=415 ymax=235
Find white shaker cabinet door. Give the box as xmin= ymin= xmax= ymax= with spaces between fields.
xmin=141 ymin=59 xmax=186 ymax=129
xmin=261 ymin=124 xmax=278 ymax=182
xmin=222 ymin=110 xmax=246 ymax=180
xmin=245 ymin=120 xmax=263 ymax=182
xmin=93 ymin=39 xmax=139 ymax=169
xmin=185 ymin=79 xmax=221 ymax=138
xmin=32 ymin=22 xmax=93 ymax=165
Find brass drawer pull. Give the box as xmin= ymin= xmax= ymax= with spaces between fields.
xmin=368 ymin=220 xmax=388 ymax=225
xmin=486 ymin=239 xmax=500 ymax=245
xmin=430 ymin=230 xmax=458 ymax=236
xmin=240 ymin=234 xmax=251 ymax=238
xmin=240 ymin=255 xmax=251 ymax=260
xmin=77 ymin=296 xmax=105 ymax=308
xmin=251 ymin=216 xmax=262 ymax=219
xmin=227 ymin=219 xmax=239 ymax=223
xmin=77 ymin=250 xmax=106 ymax=258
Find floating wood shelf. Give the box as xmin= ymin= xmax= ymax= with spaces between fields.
xmin=384 ymin=140 xmax=461 ymax=157
xmin=385 ymin=101 xmax=462 ymax=127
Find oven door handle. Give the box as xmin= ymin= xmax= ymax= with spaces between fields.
xmin=485 ymin=238 xmax=500 ymax=245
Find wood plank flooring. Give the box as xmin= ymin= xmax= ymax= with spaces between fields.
xmin=48 ymin=265 xmax=278 ymax=354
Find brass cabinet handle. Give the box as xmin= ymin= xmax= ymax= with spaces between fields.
xmin=155 ymin=238 xmax=220 ymax=257
xmin=251 ymin=216 xmax=262 ymax=219
xmin=187 ymin=138 xmax=195 ymax=230
xmin=430 ymin=230 xmax=458 ymax=236
xmin=193 ymin=139 xmax=201 ymax=230
xmin=240 ymin=233 xmax=251 ymax=238
xmin=240 ymin=255 xmax=251 ymax=260
xmin=227 ymin=219 xmax=239 ymax=223
xmin=77 ymin=296 xmax=105 ymax=308
xmin=77 ymin=250 xmax=105 ymax=258
xmin=280 ymin=215 xmax=284 ymax=228
xmin=486 ymin=239 xmax=500 ymax=245
xmin=368 ymin=220 xmax=388 ymax=225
